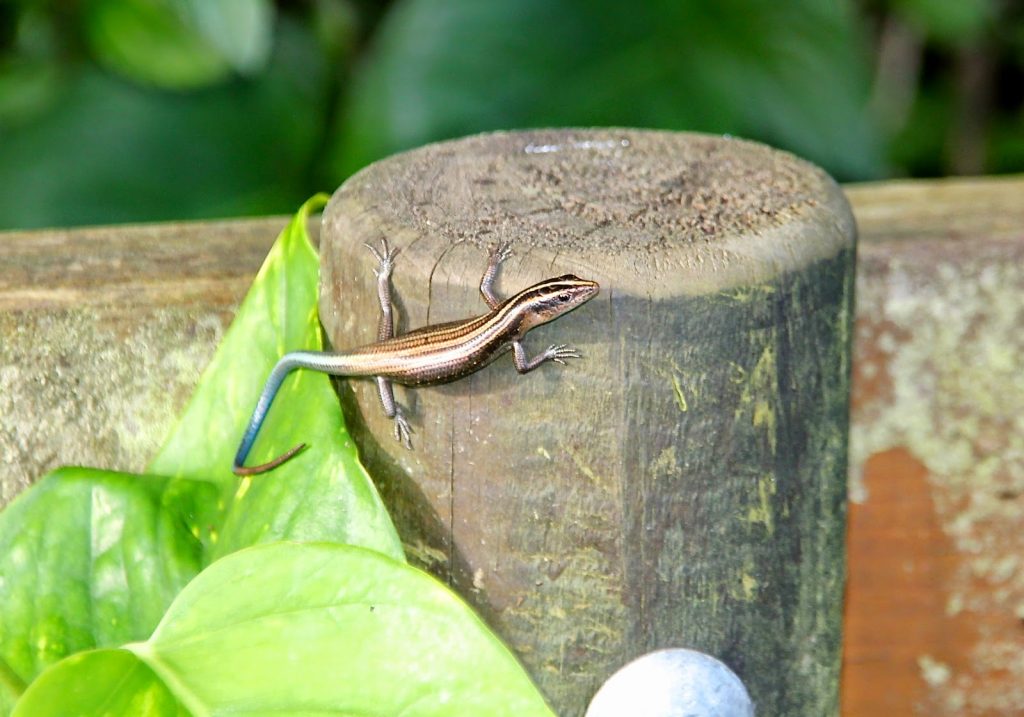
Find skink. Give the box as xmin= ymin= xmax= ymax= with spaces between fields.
xmin=233 ymin=241 xmax=599 ymax=475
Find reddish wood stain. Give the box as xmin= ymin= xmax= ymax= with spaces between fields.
xmin=842 ymin=448 xmax=976 ymax=716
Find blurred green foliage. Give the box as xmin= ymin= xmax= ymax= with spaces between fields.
xmin=0 ymin=0 xmax=1021 ymax=229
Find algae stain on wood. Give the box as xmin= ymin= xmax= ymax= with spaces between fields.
xmin=733 ymin=344 xmax=779 ymax=455
xmin=729 ymin=556 xmax=761 ymax=602
xmin=670 ymin=373 xmax=688 ymax=412
xmin=746 ymin=474 xmax=778 ymax=536
xmin=749 ymin=345 xmax=778 ymax=456
xmin=559 ymin=439 xmax=603 ymax=486
xmin=651 ymin=445 xmax=678 ymax=479
xmin=656 ymin=358 xmax=692 ymax=413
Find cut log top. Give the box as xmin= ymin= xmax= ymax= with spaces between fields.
xmin=323 ymin=129 xmax=855 ymax=299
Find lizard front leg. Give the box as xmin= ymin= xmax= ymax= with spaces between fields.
xmin=365 ymin=239 xmax=414 ymax=448
xmin=512 ymin=341 xmax=582 ymax=373
xmin=480 ymin=241 xmax=513 ymax=309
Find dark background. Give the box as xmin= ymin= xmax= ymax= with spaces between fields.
xmin=1 ymin=0 xmax=1021 ymax=230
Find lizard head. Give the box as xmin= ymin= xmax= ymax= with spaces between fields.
xmin=514 ymin=274 xmax=600 ymax=331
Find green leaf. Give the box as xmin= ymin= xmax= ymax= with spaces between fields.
xmin=83 ymin=0 xmax=231 ymax=89
xmin=82 ymin=0 xmax=274 ymax=87
xmin=16 ymin=543 xmax=555 ymax=717
xmin=892 ymin=0 xmax=994 ymax=43
xmin=180 ymin=0 xmax=275 ymax=76
xmin=0 ymin=58 xmax=63 ymax=127
xmin=149 ymin=194 xmax=403 ymax=563
xmin=0 ymin=468 xmax=206 ymax=712
xmin=0 ymin=17 xmax=328 ymax=230
xmin=331 ymin=0 xmax=883 ymax=180
xmin=11 ymin=650 xmax=188 ymax=717
xmin=0 ymin=196 xmax=410 ymax=712
xmin=0 ymin=196 xmax=403 ymax=713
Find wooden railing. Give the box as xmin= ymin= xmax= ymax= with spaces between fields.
xmin=2 ymin=175 xmax=1022 ymax=716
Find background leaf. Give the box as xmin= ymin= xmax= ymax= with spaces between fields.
xmin=3 ymin=0 xmax=1024 ymax=229
xmin=180 ymin=0 xmax=275 ymax=76
xmin=148 ymin=194 xmax=404 ymax=563
xmin=83 ymin=0 xmax=232 ymax=89
xmin=331 ymin=0 xmax=885 ymax=181
xmin=0 ymin=57 xmax=63 ymax=126
xmin=891 ymin=0 xmax=994 ymax=43
xmin=16 ymin=543 xmax=555 ymax=717
xmin=0 ymin=468 xmax=207 ymax=714
xmin=0 ymin=15 xmax=328 ymax=229
xmin=82 ymin=0 xmax=275 ymax=88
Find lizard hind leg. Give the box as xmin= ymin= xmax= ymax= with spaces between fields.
xmin=376 ymin=375 xmax=413 ymax=449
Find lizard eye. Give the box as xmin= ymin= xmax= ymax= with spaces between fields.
xmin=558 ymin=293 xmax=572 ymax=302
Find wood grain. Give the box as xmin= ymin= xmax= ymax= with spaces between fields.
xmin=320 ymin=129 xmax=856 ymax=716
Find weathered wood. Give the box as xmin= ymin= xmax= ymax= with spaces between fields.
xmin=0 ymin=217 xmax=296 ymax=505
xmin=5 ymin=174 xmax=1020 ymax=716
xmin=320 ymin=129 xmax=856 ymax=716
xmin=843 ymin=176 xmax=1024 ymax=717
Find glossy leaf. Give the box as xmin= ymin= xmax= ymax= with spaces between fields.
xmin=0 ymin=196 xmax=404 ymax=714
xmin=148 ymin=194 xmax=403 ymax=563
xmin=332 ymin=0 xmax=883 ymax=181
xmin=82 ymin=0 xmax=274 ymax=88
xmin=0 ymin=468 xmax=207 ymax=713
xmin=16 ymin=543 xmax=555 ymax=717
xmin=12 ymin=650 xmax=188 ymax=717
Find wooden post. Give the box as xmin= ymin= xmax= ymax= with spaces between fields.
xmin=319 ymin=129 xmax=856 ymax=715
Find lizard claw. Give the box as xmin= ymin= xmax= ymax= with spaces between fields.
xmin=393 ymin=409 xmax=413 ymax=449
xmin=546 ymin=344 xmax=582 ymax=365
xmin=366 ymin=238 xmax=399 ymax=278
xmin=490 ymin=241 xmax=513 ymax=266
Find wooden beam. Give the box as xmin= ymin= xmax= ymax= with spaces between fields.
xmin=0 ymin=217 xmax=296 ymax=505
xmin=844 ymin=175 xmax=1024 ymax=717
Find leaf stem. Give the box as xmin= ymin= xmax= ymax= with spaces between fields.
xmin=0 ymin=656 xmax=26 ymax=700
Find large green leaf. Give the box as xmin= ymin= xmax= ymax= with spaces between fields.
xmin=332 ymin=0 xmax=883 ymax=180
xmin=149 ymin=194 xmax=403 ymax=563
xmin=15 ymin=543 xmax=555 ymax=717
xmin=0 ymin=197 xmax=403 ymax=714
xmin=0 ymin=467 xmax=208 ymax=714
